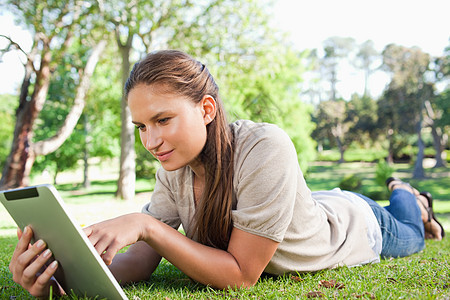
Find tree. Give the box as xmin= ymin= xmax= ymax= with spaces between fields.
xmin=0 ymin=1 xmax=106 ymax=189
xmin=312 ymin=99 xmax=350 ymax=163
xmin=97 ymin=0 xmax=277 ymax=199
xmin=312 ymin=94 xmax=379 ymax=163
xmin=167 ymin=0 xmax=316 ymax=171
xmin=425 ymin=43 xmax=450 ymax=168
xmin=98 ymin=0 xmax=306 ymax=199
xmin=300 ymin=49 xmax=324 ymax=105
xmin=354 ymin=40 xmax=379 ymax=97
xmin=424 ymin=88 xmax=449 ymax=168
xmin=32 ymin=43 xmax=122 ymax=185
xmin=345 ymin=94 xmax=379 ymax=146
xmin=321 ymin=36 xmax=355 ymax=101
xmin=380 ymin=44 xmax=433 ymax=178
xmin=220 ymin=47 xmax=316 ymax=171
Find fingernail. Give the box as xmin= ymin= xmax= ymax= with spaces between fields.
xmin=50 ymin=261 xmax=58 ymax=269
xmin=23 ymin=226 xmax=28 ymax=235
xmin=36 ymin=240 xmax=45 ymax=248
xmin=43 ymin=249 xmax=52 ymax=258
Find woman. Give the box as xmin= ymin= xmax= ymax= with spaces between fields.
xmin=9 ymin=50 xmax=445 ymax=298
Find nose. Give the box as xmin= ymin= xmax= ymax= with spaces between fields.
xmin=143 ymin=128 xmax=163 ymax=152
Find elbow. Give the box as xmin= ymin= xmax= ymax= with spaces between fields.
xmin=239 ymin=279 xmax=258 ymax=289
xmin=240 ymin=275 xmax=260 ymax=288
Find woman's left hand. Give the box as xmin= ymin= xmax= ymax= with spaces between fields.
xmin=83 ymin=213 xmax=149 ymax=265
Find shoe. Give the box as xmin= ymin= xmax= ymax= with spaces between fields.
xmin=385 ymin=177 xmax=414 ymax=194
xmin=418 ymin=191 xmax=445 ymax=239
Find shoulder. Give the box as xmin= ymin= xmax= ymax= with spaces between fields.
xmin=231 ymin=120 xmax=294 ymax=154
xmin=229 ymin=121 xmax=301 ymax=242
xmin=230 ymin=120 xmax=298 ymax=181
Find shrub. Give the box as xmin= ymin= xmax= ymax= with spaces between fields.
xmin=339 ymin=174 xmax=362 ymax=192
xmin=374 ymin=160 xmax=394 ymax=200
xmin=375 ymin=159 xmax=394 ymax=187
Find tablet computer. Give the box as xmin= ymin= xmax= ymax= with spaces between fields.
xmin=0 ymin=184 xmax=128 ymax=300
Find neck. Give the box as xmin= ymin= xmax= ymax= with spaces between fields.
xmin=189 ymin=158 xmax=206 ymax=182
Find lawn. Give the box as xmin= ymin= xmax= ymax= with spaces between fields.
xmin=1 ymin=161 xmax=449 ymax=299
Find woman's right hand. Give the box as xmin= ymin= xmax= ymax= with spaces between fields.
xmin=9 ymin=226 xmax=61 ymax=298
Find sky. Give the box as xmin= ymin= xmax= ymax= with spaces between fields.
xmin=272 ymin=0 xmax=450 ymax=99
xmin=0 ymin=0 xmax=449 ymax=98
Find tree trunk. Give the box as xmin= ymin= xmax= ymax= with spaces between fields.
xmin=387 ymin=129 xmax=394 ymax=164
xmin=0 ymin=43 xmax=52 ymax=189
xmin=317 ymin=141 xmax=323 ymax=153
xmin=363 ymin=69 xmax=369 ymax=97
xmin=430 ymin=126 xmax=446 ymax=168
xmin=115 ymin=33 xmax=136 ymax=201
xmin=413 ymin=106 xmax=425 ymax=179
xmin=53 ymin=169 xmax=59 ymax=185
xmin=0 ymin=40 xmax=106 ymax=189
xmin=83 ymin=114 xmax=91 ymax=189
xmin=336 ymin=136 xmax=345 ymax=163
xmin=423 ymin=100 xmax=446 ymax=168
xmin=330 ymin=67 xmax=337 ymax=102
xmin=413 ymin=130 xmax=425 ymax=179
xmin=331 ymin=123 xmax=345 ymax=163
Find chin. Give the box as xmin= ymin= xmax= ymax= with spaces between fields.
xmin=160 ymin=162 xmax=186 ymax=172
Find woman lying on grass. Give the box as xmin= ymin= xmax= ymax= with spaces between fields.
xmin=9 ymin=50 xmax=445 ymax=298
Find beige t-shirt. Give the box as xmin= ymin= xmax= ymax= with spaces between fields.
xmin=142 ymin=120 xmax=379 ymax=275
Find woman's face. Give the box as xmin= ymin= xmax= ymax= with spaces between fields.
xmin=128 ymin=84 xmax=209 ymax=172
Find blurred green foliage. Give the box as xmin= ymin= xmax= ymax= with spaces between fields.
xmin=0 ymin=0 xmax=448 ymax=183
xmin=338 ymin=174 xmax=362 ymax=192
xmin=374 ymin=160 xmax=395 ymax=199
xmin=0 ymin=94 xmax=17 ymax=170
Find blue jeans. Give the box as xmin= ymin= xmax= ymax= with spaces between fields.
xmin=355 ymin=190 xmax=425 ymax=258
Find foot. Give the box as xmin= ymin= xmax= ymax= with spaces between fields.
xmin=386 ymin=177 xmax=444 ymax=240
xmin=386 ymin=177 xmax=419 ymax=196
xmin=424 ymin=221 xmax=444 ymax=240
xmin=416 ymin=193 xmax=445 ymax=241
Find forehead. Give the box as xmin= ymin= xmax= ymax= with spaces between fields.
xmin=128 ymin=84 xmax=179 ymax=105
xmin=127 ymin=84 xmax=196 ymax=120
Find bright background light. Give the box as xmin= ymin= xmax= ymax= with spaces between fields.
xmin=1 ymin=0 xmax=449 ymax=97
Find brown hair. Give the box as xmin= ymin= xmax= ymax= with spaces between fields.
xmin=125 ymin=50 xmax=234 ymax=250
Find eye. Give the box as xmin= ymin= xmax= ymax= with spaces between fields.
xmin=158 ymin=117 xmax=170 ymax=125
xmin=135 ymin=124 xmax=146 ymax=131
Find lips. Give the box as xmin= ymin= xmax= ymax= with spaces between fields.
xmin=154 ymin=150 xmax=174 ymax=162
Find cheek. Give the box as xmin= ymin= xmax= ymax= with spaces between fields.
xmin=186 ymin=122 xmax=207 ymax=148
xmin=162 ymin=124 xmax=179 ymax=139
xmin=139 ymin=131 xmax=148 ymax=149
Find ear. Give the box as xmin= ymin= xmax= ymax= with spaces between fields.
xmin=201 ymin=95 xmax=217 ymax=125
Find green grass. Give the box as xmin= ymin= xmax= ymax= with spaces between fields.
xmin=1 ymin=161 xmax=449 ymax=299
xmin=1 ymin=236 xmax=449 ymax=299
xmin=317 ymin=148 xmax=389 ymax=162
xmin=54 ymin=178 xmax=155 ymax=204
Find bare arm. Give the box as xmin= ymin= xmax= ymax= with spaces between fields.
xmin=108 ymin=241 xmax=161 ymax=285
xmin=87 ymin=213 xmax=279 ymax=289
xmin=147 ymin=220 xmax=279 ymax=288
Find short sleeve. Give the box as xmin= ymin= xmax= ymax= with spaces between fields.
xmin=142 ymin=168 xmax=182 ymax=230
xmin=232 ymin=123 xmax=299 ymax=242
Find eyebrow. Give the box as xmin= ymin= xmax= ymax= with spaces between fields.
xmin=131 ymin=111 xmax=170 ymax=125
